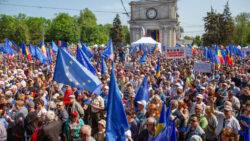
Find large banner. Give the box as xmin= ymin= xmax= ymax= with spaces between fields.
xmin=194 ymin=61 xmax=212 ymax=73
xmin=166 ymin=47 xmax=186 ymax=59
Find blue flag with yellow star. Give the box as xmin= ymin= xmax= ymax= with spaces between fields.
xmin=53 ymin=48 xmax=102 ymax=94
xmin=106 ymin=63 xmax=129 ymax=141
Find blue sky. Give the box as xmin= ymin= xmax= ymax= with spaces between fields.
xmin=0 ymin=0 xmax=249 ymax=36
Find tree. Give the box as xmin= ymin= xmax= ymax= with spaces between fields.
xmin=183 ymin=36 xmax=193 ymax=40
xmin=110 ymin=14 xmax=123 ymax=50
xmin=77 ymin=8 xmax=110 ymax=45
xmin=122 ymin=26 xmax=130 ymax=45
xmin=220 ymin=1 xmax=234 ymax=45
xmin=0 ymin=14 xmax=17 ymax=42
xmin=203 ymin=2 xmax=235 ymax=46
xmin=26 ymin=17 xmax=50 ymax=45
xmin=233 ymin=13 xmax=250 ymax=46
xmin=193 ymin=36 xmax=202 ymax=46
xmin=47 ymin=13 xmax=79 ymax=43
xmin=202 ymin=7 xmax=222 ymax=46
xmin=78 ymin=8 xmax=97 ymax=27
xmin=80 ymin=25 xmax=109 ymax=45
xmin=14 ymin=20 xmax=30 ymax=44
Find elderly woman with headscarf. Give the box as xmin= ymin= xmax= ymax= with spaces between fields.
xmin=64 ymin=111 xmax=84 ymax=141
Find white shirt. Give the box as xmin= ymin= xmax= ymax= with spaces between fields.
xmin=91 ymin=96 xmax=104 ymax=113
xmin=214 ymin=111 xmax=241 ymax=135
xmin=227 ymin=96 xmax=240 ymax=110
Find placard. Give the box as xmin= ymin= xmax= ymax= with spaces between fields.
xmin=194 ymin=61 xmax=212 ymax=73
xmin=185 ymin=47 xmax=193 ymax=57
xmin=166 ymin=47 xmax=186 ymax=59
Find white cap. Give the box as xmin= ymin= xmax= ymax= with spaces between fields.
xmin=197 ymin=94 xmax=203 ymax=99
xmin=137 ymin=100 xmax=147 ymax=107
xmin=20 ymin=80 xmax=26 ymax=87
xmin=46 ymin=110 xmax=56 ymax=121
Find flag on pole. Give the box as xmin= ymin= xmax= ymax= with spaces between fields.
xmin=2 ymin=38 xmax=16 ymax=55
xmin=134 ymin=76 xmax=149 ymax=106
xmin=51 ymin=41 xmax=58 ymax=53
xmin=46 ymin=47 xmax=53 ymax=64
xmin=139 ymin=51 xmax=147 ymax=65
xmin=53 ymin=48 xmax=102 ymax=94
xmin=217 ymin=49 xmax=225 ymax=64
xmin=21 ymin=43 xmax=32 ymax=61
xmin=101 ymin=56 xmax=107 ymax=76
xmin=154 ymin=103 xmax=176 ymax=141
xmin=155 ymin=57 xmax=161 ymax=78
xmin=102 ymin=39 xmax=114 ymax=60
xmin=76 ymin=46 xmax=96 ymax=75
xmin=154 ymin=121 xmax=177 ymax=141
xmin=34 ymin=46 xmax=47 ymax=64
xmin=81 ymin=43 xmax=93 ymax=59
xmin=106 ymin=63 xmax=129 ymax=141
xmin=40 ymin=41 xmax=47 ymax=58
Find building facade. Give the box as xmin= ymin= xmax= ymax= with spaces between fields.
xmin=129 ymin=0 xmax=178 ymax=48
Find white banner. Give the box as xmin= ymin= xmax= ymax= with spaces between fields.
xmin=194 ymin=61 xmax=212 ymax=73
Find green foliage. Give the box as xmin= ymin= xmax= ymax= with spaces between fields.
xmin=122 ymin=26 xmax=130 ymax=45
xmin=0 ymin=14 xmax=17 ymax=42
xmin=47 ymin=13 xmax=80 ymax=43
xmin=192 ymin=36 xmax=202 ymax=46
xmin=110 ymin=14 xmax=123 ymax=50
xmin=202 ymin=8 xmax=223 ymax=46
xmin=0 ymin=9 xmax=129 ymax=45
xmin=78 ymin=8 xmax=97 ymax=27
xmin=220 ymin=2 xmax=235 ymax=45
xmin=80 ymin=25 xmax=109 ymax=45
xmin=233 ymin=13 xmax=250 ymax=46
xmin=183 ymin=36 xmax=193 ymax=40
xmin=14 ymin=20 xmax=30 ymax=44
xmin=202 ymin=2 xmax=235 ymax=46
xmin=77 ymin=8 xmax=111 ymax=45
xmin=26 ymin=17 xmax=50 ymax=45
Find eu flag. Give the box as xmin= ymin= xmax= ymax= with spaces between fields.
xmin=154 ymin=121 xmax=177 ymax=141
xmin=139 ymin=51 xmax=147 ymax=65
xmin=34 ymin=46 xmax=47 ymax=64
xmin=76 ymin=46 xmax=96 ymax=75
xmin=102 ymin=39 xmax=114 ymax=60
xmin=53 ymin=48 xmax=102 ymax=94
xmin=101 ymin=56 xmax=107 ymax=76
xmin=106 ymin=63 xmax=129 ymax=141
xmin=3 ymin=38 xmax=16 ymax=55
xmin=29 ymin=44 xmax=36 ymax=57
xmin=81 ymin=43 xmax=93 ymax=59
xmin=134 ymin=76 xmax=149 ymax=105
xmin=46 ymin=47 xmax=53 ymax=64
xmin=155 ymin=57 xmax=161 ymax=78
xmin=51 ymin=41 xmax=58 ymax=53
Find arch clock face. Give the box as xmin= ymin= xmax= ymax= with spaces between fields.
xmin=146 ymin=8 xmax=157 ymax=19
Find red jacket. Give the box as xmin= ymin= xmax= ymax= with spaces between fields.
xmin=63 ymin=87 xmax=72 ymax=106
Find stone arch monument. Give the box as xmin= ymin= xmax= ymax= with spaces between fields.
xmin=129 ymin=0 xmax=178 ymax=48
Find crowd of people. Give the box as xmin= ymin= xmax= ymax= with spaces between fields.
xmin=0 ymin=45 xmax=249 ymax=141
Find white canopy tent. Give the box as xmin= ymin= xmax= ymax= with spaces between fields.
xmin=130 ymin=37 xmax=161 ymax=54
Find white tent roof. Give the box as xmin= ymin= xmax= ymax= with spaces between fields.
xmin=131 ymin=37 xmax=159 ymax=45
